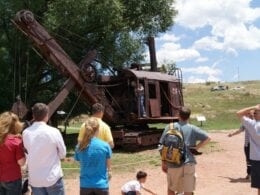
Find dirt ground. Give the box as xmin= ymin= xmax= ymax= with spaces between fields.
xmin=64 ymin=132 xmax=257 ymax=195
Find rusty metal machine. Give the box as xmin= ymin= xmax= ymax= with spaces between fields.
xmin=13 ymin=10 xmax=184 ymax=148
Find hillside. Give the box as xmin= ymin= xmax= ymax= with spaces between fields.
xmin=184 ymin=80 xmax=260 ymax=130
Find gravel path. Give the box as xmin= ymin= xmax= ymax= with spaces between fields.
xmin=65 ymin=132 xmax=257 ymax=195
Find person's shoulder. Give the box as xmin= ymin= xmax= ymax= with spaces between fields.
xmin=100 ymin=119 xmax=109 ymax=126
xmin=94 ymin=137 xmax=108 ymax=145
xmin=100 ymin=120 xmax=111 ymax=130
xmin=93 ymin=138 xmax=111 ymax=151
xmin=6 ymin=134 xmax=22 ymax=145
xmin=46 ymin=124 xmax=60 ymax=132
xmin=22 ymin=128 xmax=30 ymax=139
xmin=23 ymin=124 xmax=33 ymax=133
xmin=188 ymin=124 xmax=201 ymax=131
xmin=126 ymin=180 xmax=139 ymax=186
xmin=243 ymin=116 xmax=255 ymax=123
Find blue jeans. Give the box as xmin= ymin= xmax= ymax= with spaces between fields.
xmin=80 ymin=188 xmax=109 ymax=195
xmin=31 ymin=177 xmax=65 ymax=195
xmin=0 ymin=179 xmax=22 ymax=195
xmin=139 ymin=95 xmax=146 ymax=117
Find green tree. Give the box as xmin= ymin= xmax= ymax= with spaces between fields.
xmin=0 ymin=0 xmax=177 ymax=115
xmin=160 ymin=62 xmax=177 ymax=74
xmin=44 ymin=0 xmax=177 ymax=66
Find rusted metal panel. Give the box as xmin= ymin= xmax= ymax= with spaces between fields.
xmin=48 ymin=79 xmax=75 ymax=117
xmin=123 ymin=69 xmax=179 ymax=82
xmin=155 ymin=81 xmax=161 ymax=116
xmin=136 ymin=116 xmax=179 ymax=123
xmin=169 ymin=82 xmax=181 ymax=117
xmin=48 ymin=51 xmax=97 ymax=117
xmin=149 ymin=99 xmax=160 ymax=117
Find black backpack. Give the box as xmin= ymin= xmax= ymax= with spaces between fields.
xmin=161 ymin=123 xmax=186 ymax=166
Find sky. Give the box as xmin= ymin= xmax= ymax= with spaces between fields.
xmin=152 ymin=0 xmax=260 ymax=83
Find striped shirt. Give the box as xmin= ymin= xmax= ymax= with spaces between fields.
xmin=240 ymin=125 xmax=249 ymax=147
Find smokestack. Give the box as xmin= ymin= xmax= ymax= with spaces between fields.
xmin=147 ymin=37 xmax=157 ymax=71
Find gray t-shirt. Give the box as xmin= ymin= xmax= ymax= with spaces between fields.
xmin=159 ymin=122 xmax=209 ymax=167
xmin=242 ymin=117 xmax=260 ymax=161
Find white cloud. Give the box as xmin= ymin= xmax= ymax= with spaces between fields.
xmin=211 ymin=59 xmax=223 ymax=68
xmin=155 ymin=33 xmax=200 ymax=64
xmin=182 ymin=65 xmax=222 ymax=82
xmin=226 ymin=48 xmax=238 ymax=57
xmin=156 ymin=42 xmax=200 ymax=64
xmin=193 ymin=36 xmax=223 ymax=50
xmin=186 ymin=76 xmax=206 ymax=83
xmin=195 ymin=57 xmax=208 ymax=63
xmin=156 ymin=33 xmax=180 ymax=42
xmin=176 ymin=0 xmax=260 ymax=30
xmin=176 ymin=0 xmax=260 ymax=51
xmin=182 ymin=66 xmax=221 ymax=76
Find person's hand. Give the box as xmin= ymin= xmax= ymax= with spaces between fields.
xmin=189 ymin=147 xmax=202 ymax=155
xmin=161 ymin=161 xmax=167 ymax=173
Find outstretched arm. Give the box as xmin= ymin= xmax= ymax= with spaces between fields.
xmin=228 ymin=128 xmax=244 ymax=137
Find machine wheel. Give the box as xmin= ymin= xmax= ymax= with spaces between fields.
xmin=81 ymin=63 xmax=97 ymax=82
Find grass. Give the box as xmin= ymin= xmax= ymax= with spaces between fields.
xmin=184 ymin=81 xmax=260 ymax=130
xmin=62 ymin=149 xmax=161 ymax=178
xmin=62 ymin=81 xmax=260 ymax=132
xmin=62 ymin=141 xmax=221 ymax=178
xmin=60 ymin=80 xmax=260 ymax=178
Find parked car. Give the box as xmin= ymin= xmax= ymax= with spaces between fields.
xmin=210 ymin=85 xmax=226 ymax=91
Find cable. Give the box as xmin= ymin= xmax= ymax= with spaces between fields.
xmin=24 ymin=49 xmax=29 ymax=104
xmin=64 ymin=87 xmax=84 ymax=125
xmin=13 ymin=32 xmax=17 ymax=101
xmin=18 ymin=35 xmax=21 ymax=96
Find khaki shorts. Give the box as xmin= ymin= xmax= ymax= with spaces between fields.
xmin=167 ymin=164 xmax=196 ymax=193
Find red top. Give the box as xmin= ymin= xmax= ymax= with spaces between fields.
xmin=0 ymin=134 xmax=25 ymax=181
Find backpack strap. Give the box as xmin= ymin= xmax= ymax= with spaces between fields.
xmin=176 ymin=122 xmax=186 ymax=151
xmin=169 ymin=122 xmax=174 ymax=130
xmin=167 ymin=122 xmax=185 ymax=148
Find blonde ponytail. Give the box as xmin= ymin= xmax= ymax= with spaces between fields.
xmin=79 ymin=117 xmax=99 ymax=151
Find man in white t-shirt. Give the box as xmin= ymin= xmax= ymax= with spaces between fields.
xmin=121 ymin=171 xmax=156 ymax=195
xmin=237 ymin=104 xmax=260 ymax=195
xmin=23 ymin=103 xmax=66 ymax=195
